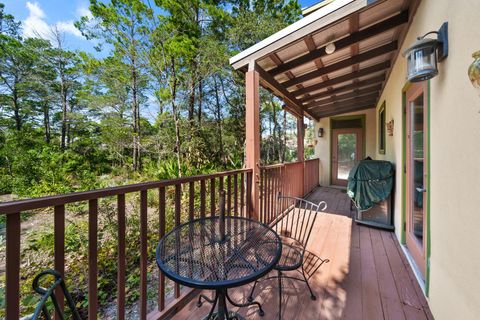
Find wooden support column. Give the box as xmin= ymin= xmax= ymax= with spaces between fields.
xmin=245 ymin=64 xmax=261 ymax=220
xmin=297 ymin=113 xmax=305 ymax=196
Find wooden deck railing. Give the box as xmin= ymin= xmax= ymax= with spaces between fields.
xmin=1 ymin=168 xmax=253 ymax=320
xmin=259 ymin=158 xmax=320 ymax=224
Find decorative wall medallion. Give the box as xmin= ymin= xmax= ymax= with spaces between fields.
xmin=468 ymin=50 xmax=480 ymax=94
xmin=386 ymin=120 xmax=394 ymax=136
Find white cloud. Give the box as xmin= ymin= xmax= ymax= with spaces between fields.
xmin=76 ymin=5 xmax=93 ymax=19
xmin=56 ymin=21 xmax=82 ymax=38
xmin=22 ymin=1 xmax=84 ymax=40
xmin=23 ymin=1 xmax=50 ymax=38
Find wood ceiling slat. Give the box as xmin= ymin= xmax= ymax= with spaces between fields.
xmin=254 ymin=64 xmax=316 ymax=120
xmin=308 ymin=93 xmax=379 ymax=111
xmin=304 ymin=35 xmax=331 ymax=93
xmin=299 ymin=74 xmax=385 ymax=103
xmin=292 ymin=61 xmax=390 ymax=97
xmin=269 ymin=10 xmax=409 ymax=77
xmin=282 ymin=41 xmax=397 ymax=88
xmin=306 ymin=85 xmax=382 ymax=107
xmin=314 ymin=102 xmax=376 ymax=119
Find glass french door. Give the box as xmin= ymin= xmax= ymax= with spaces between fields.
xmin=405 ymin=82 xmax=428 ymax=279
xmin=332 ymin=128 xmax=363 ymax=186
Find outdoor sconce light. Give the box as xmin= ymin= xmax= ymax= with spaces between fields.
xmin=403 ymin=22 xmax=448 ymax=82
xmin=318 ymin=127 xmax=324 ymax=137
xmin=468 ymin=50 xmax=480 ymax=95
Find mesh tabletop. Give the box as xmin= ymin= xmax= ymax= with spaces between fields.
xmin=156 ymin=216 xmax=282 ymax=289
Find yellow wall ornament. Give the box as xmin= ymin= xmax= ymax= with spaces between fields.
xmin=468 ymin=51 xmax=480 ymax=94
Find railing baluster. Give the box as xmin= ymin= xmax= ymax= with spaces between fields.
xmin=140 ymin=190 xmax=148 ymax=320
xmin=259 ymin=168 xmax=264 ymax=223
xmin=174 ymin=184 xmax=181 ymax=298
xmin=210 ymin=178 xmax=216 ymax=217
xmin=266 ymin=169 xmax=270 ymax=223
xmin=117 ymin=194 xmax=126 ymax=320
xmin=88 ymin=199 xmax=98 ymax=320
xmin=233 ymin=174 xmax=238 ymax=216
xmin=189 ymin=181 xmax=195 ymax=221
xmin=240 ymin=173 xmax=245 ymax=217
xmin=227 ymin=175 xmax=232 ymax=216
xmin=54 ymin=205 xmax=65 ymax=320
xmin=6 ymin=212 xmax=20 ymax=320
xmin=200 ymin=180 xmax=206 ymax=218
xmin=246 ymin=172 xmax=252 ymax=219
xmin=158 ymin=187 xmax=166 ymax=311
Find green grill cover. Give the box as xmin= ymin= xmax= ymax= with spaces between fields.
xmin=347 ymin=160 xmax=394 ymax=211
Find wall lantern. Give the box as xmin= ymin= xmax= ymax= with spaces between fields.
xmin=403 ymin=22 xmax=448 ymax=82
xmin=318 ymin=127 xmax=324 ymax=137
xmin=468 ymin=50 xmax=480 ymax=95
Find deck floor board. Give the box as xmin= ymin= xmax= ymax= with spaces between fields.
xmin=172 ymin=187 xmax=433 ymax=320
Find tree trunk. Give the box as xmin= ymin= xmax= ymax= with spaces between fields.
xmin=60 ymin=72 xmax=68 ymax=150
xmin=43 ymin=104 xmax=50 ymax=143
xmin=132 ymin=59 xmax=141 ymax=172
xmin=197 ymin=79 xmax=202 ymax=125
xmin=12 ymin=88 xmax=21 ymax=130
xmin=188 ymin=78 xmax=195 ymax=122
xmin=170 ymin=60 xmax=182 ymax=177
xmin=281 ymin=110 xmax=287 ymax=162
xmin=213 ymin=76 xmax=225 ymax=167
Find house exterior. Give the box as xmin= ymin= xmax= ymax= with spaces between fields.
xmin=230 ymin=0 xmax=480 ymax=319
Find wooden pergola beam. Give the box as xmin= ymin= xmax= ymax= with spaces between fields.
xmin=293 ymin=60 xmax=390 ymax=97
xmin=299 ymin=75 xmax=385 ymax=103
xmin=269 ymin=10 xmax=409 ymax=76
xmin=282 ymin=41 xmax=397 ymax=88
xmin=254 ymin=63 xmax=319 ymax=121
xmin=309 ymin=93 xmax=379 ymax=111
xmin=306 ymin=84 xmax=382 ymax=108
xmin=315 ymin=102 xmax=376 ymax=119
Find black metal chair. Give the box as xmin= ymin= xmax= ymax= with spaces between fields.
xmin=30 ymin=269 xmax=81 ymax=320
xmin=248 ymin=194 xmax=327 ymax=319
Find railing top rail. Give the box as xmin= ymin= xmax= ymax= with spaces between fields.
xmin=259 ymin=158 xmax=319 ymax=170
xmin=0 ymin=168 xmax=252 ymax=215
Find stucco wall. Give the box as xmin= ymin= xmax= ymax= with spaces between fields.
xmin=373 ymin=0 xmax=480 ymax=318
xmin=314 ymin=108 xmax=376 ymax=186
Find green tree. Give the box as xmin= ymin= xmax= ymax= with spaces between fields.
xmin=77 ymin=0 xmax=153 ymax=171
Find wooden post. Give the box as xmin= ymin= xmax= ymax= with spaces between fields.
xmin=245 ymin=63 xmax=261 ymax=221
xmin=297 ymin=113 xmax=305 ymax=196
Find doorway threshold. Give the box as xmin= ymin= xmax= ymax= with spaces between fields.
xmin=400 ymin=244 xmax=426 ymax=296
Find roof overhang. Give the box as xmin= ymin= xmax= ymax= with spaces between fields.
xmin=230 ymin=0 xmax=420 ymax=120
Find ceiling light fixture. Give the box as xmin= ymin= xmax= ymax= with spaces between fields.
xmin=325 ymin=42 xmax=336 ymax=55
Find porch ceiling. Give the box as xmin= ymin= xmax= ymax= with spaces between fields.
xmin=230 ymin=0 xmax=420 ymax=120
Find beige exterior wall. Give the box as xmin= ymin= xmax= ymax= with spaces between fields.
xmin=372 ymin=0 xmax=480 ymax=319
xmin=313 ymin=108 xmax=376 ymax=186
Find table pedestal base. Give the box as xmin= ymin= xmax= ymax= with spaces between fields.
xmin=198 ymin=288 xmax=263 ymax=320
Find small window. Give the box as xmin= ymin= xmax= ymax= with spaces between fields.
xmin=379 ymin=102 xmax=386 ymax=154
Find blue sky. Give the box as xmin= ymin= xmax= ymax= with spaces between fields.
xmin=3 ymin=0 xmax=320 ymax=55
xmin=3 ymin=0 xmax=99 ymax=54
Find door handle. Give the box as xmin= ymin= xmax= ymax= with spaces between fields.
xmin=416 ymin=187 xmax=427 ymax=193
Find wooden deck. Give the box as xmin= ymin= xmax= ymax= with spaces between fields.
xmin=174 ymin=187 xmax=433 ymax=320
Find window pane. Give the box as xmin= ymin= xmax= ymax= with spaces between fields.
xmin=337 ymin=133 xmax=357 ymax=180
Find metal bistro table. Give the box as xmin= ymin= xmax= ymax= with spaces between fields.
xmin=156 ymin=214 xmax=282 ymax=320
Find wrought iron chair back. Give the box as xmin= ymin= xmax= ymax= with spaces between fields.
xmin=30 ymin=269 xmax=82 ymax=320
xmin=274 ymin=193 xmax=327 ymax=250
